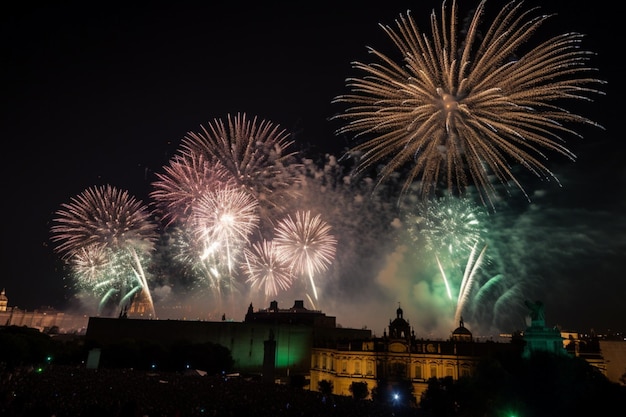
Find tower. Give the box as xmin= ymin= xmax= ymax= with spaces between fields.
xmin=0 ymin=289 xmax=8 ymax=312
xmin=388 ymin=303 xmax=411 ymax=340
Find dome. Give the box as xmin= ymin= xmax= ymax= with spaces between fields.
xmin=388 ymin=303 xmax=411 ymax=339
xmin=451 ymin=317 xmax=472 ymax=342
xmin=453 ymin=326 xmax=472 ymax=336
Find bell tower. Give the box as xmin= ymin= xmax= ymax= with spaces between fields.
xmin=388 ymin=303 xmax=411 ymax=339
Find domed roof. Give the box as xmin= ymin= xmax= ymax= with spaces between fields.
xmin=451 ymin=317 xmax=472 ymax=341
xmin=388 ymin=303 xmax=411 ymax=339
xmin=453 ymin=325 xmax=472 ymax=335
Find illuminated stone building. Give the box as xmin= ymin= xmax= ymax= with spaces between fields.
xmin=310 ymin=305 xmax=522 ymax=401
xmin=0 ymin=290 xmax=89 ymax=333
xmin=126 ymin=289 xmax=155 ymax=318
xmin=0 ymin=289 xmax=8 ymax=312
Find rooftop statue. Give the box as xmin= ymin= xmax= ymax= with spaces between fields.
xmin=524 ymin=300 xmax=546 ymax=328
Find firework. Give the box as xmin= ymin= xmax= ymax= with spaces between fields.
xmin=333 ymin=0 xmax=605 ymax=206
xmin=51 ymin=185 xmax=158 ymax=258
xmin=244 ymin=239 xmax=294 ymax=298
xmin=413 ymin=193 xmax=486 ymax=257
xmin=180 ymin=113 xmax=302 ymax=226
xmin=191 ymin=186 xmax=260 ymax=261
xmin=165 ymin=225 xmax=225 ymax=294
xmin=454 ymin=242 xmax=488 ymax=324
xmin=274 ymin=210 xmax=337 ymax=301
xmin=188 ymin=186 xmax=260 ymax=302
xmin=69 ymin=244 xmax=114 ymax=288
xmin=406 ymin=193 xmax=490 ymax=322
xmin=50 ymin=185 xmax=158 ymax=316
xmin=150 ymin=151 xmax=233 ymax=227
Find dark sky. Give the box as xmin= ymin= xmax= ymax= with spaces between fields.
xmin=2 ymin=1 xmax=623 ymax=336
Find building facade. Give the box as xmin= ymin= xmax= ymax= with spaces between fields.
xmin=0 ymin=290 xmax=89 ymax=334
xmin=310 ymin=305 xmax=522 ymax=401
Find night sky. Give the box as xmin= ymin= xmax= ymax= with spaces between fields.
xmin=2 ymin=1 xmax=623 ymax=337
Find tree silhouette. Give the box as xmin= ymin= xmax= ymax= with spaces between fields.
xmin=419 ymin=350 xmax=626 ymax=417
xmin=349 ymin=381 xmax=369 ymax=400
xmin=318 ymin=379 xmax=333 ymax=396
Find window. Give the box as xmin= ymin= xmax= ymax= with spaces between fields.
xmin=414 ymin=364 xmax=422 ymax=379
xmin=390 ymin=362 xmax=405 ymax=378
xmin=354 ymin=360 xmax=361 ymax=375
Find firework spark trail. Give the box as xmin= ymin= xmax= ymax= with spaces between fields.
xmin=119 ymin=285 xmax=143 ymax=309
xmin=165 ymin=225 xmax=230 ymax=310
xmin=70 ymin=245 xmax=113 ymax=288
xmin=274 ymin=210 xmax=337 ymax=301
xmin=455 ymin=243 xmax=488 ymax=324
xmin=473 ymin=274 xmax=505 ymax=302
xmin=333 ymin=0 xmax=605 ymax=206
xmin=99 ymin=288 xmax=118 ymax=313
xmin=180 ymin=113 xmax=302 ymax=230
xmin=50 ymin=185 xmax=158 ymax=259
xmin=244 ymin=239 xmax=294 ymax=298
xmin=129 ymin=247 xmax=156 ymax=317
xmin=150 ymin=152 xmax=233 ymax=228
xmin=287 ymin=153 xmax=405 ymax=317
xmin=191 ymin=186 xmax=260 ymax=276
xmin=407 ymin=193 xmax=488 ymax=316
xmin=50 ymin=185 xmax=158 ymax=315
xmin=175 ymin=186 xmax=262 ymax=312
xmin=149 ymin=115 xmax=304 ymax=316
xmin=435 ymin=254 xmax=453 ymax=300
xmin=398 ymin=190 xmax=530 ymax=334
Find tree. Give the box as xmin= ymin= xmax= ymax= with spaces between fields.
xmin=0 ymin=326 xmax=57 ymax=370
xmin=349 ymin=381 xmax=369 ymax=400
xmin=419 ymin=351 xmax=626 ymax=417
xmin=318 ymin=379 xmax=333 ymax=396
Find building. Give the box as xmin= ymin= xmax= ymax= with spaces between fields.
xmin=84 ymin=300 xmax=371 ymax=381
xmin=309 ymin=302 xmax=626 ymax=403
xmin=0 ymin=289 xmax=8 ymax=312
xmin=1 ymin=288 xmax=624 ymax=390
xmin=0 ymin=290 xmax=89 ymax=334
xmin=310 ymin=304 xmax=523 ymax=401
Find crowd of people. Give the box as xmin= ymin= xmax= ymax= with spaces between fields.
xmin=0 ymin=365 xmax=414 ymax=417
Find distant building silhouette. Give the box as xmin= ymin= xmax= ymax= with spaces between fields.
xmin=1 ymin=290 xmax=623 ymax=390
xmin=84 ymin=300 xmax=370 ymax=381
